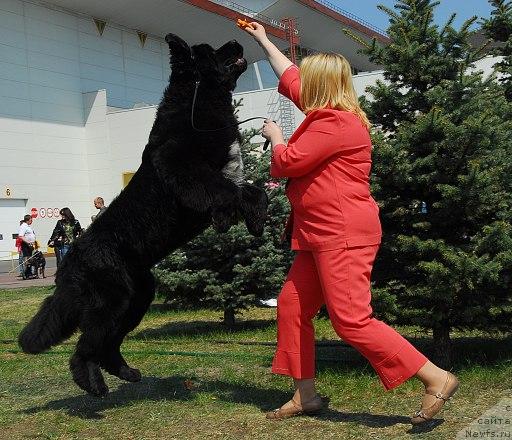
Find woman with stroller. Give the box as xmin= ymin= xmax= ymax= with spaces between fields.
xmin=48 ymin=207 xmax=82 ymax=264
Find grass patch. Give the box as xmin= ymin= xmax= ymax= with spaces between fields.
xmin=0 ymin=286 xmax=510 ymax=439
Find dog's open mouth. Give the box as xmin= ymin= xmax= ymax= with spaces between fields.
xmin=226 ymin=56 xmax=247 ymax=70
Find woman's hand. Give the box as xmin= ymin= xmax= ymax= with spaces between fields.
xmin=238 ymin=21 xmax=293 ymax=78
xmin=262 ymin=119 xmax=285 ymax=146
xmin=240 ymin=22 xmax=268 ymax=45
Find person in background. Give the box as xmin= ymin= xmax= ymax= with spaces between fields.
xmin=15 ymin=220 xmax=24 ymax=277
xmin=49 ymin=207 xmax=82 ymax=262
xmin=47 ymin=230 xmax=62 ymax=268
xmin=91 ymin=197 xmax=107 ymax=222
xmin=18 ymin=215 xmax=36 ymax=279
xmin=242 ymin=22 xmax=459 ymax=425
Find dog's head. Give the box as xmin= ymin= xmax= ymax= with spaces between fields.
xmin=165 ymin=34 xmax=247 ymax=91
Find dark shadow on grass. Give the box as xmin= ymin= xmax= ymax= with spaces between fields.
xmin=208 ymin=381 xmax=445 ymax=430
xmin=407 ymin=419 xmax=445 ymax=434
xmin=199 ymin=380 xmax=415 ymax=428
xmin=19 ymin=335 xmax=510 ymax=428
xmin=315 ymin=408 xmax=415 ymax=427
xmin=130 ymin=314 xmax=511 ymax=371
xmin=130 ymin=319 xmax=275 ymax=340
xmin=22 ymin=375 xmax=290 ymax=420
xmin=311 ymin=407 xmax=443 ymax=432
xmin=21 ymin=375 xmax=448 ymax=430
xmin=22 ymin=375 xmax=433 ymax=429
xmin=22 ymin=376 xmax=195 ymax=419
xmin=315 ymin=335 xmax=512 ymax=373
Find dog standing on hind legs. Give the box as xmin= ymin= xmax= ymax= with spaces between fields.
xmin=18 ymin=34 xmax=268 ymax=397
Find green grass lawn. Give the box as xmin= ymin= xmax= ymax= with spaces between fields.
xmin=0 ymin=287 xmax=511 ymax=440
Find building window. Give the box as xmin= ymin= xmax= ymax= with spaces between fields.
xmin=234 ymin=64 xmax=260 ymax=93
xmin=122 ymin=172 xmax=135 ymax=188
xmin=257 ymin=60 xmax=278 ymax=89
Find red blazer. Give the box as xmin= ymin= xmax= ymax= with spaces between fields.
xmin=271 ymin=65 xmax=382 ymax=251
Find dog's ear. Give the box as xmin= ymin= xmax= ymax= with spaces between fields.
xmin=165 ymin=33 xmax=192 ymax=64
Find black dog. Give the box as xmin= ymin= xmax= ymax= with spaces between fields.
xmin=29 ymin=250 xmax=46 ymax=279
xmin=18 ymin=34 xmax=268 ymax=397
xmin=21 ymin=249 xmax=46 ymax=280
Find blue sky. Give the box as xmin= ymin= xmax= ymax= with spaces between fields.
xmin=332 ymin=1 xmax=494 ymax=33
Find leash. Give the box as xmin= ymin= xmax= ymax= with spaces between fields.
xmin=8 ymin=250 xmax=44 ymax=274
xmin=191 ymin=81 xmax=272 ymax=150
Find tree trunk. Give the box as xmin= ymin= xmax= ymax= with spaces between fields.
xmin=432 ymin=324 xmax=453 ymax=369
xmin=223 ymin=307 xmax=236 ymax=329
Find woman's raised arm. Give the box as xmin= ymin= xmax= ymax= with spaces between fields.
xmin=241 ymin=22 xmax=293 ymax=78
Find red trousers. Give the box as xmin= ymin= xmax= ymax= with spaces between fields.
xmin=272 ymin=246 xmax=428 ymax=390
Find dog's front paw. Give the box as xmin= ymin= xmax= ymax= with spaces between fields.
xmin=240 ymin=184 xmax=269 ymax=237
xmin=118 ymin=365 xmax=142 ymax=382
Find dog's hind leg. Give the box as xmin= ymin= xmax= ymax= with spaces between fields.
xmin=69 ymin=306 xmax=126 ymax=397
xmin=99 ymin=333 xmax=141 ymax=383
xmin=100 ymin=272 xmax=155 ymax=382
xmin=69 ymin=267 xmax=139 ymax=396
xmin=70 ymin=333 xmax=109 ymax=397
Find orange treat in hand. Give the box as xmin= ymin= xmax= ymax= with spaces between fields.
xmin=237 ymin=18 xmax=255 ymax=30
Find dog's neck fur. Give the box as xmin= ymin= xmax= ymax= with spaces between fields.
xmin=148 ymin=76 xmax=234 ymax=141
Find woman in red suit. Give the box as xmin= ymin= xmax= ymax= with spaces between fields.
xmin=242 ymin=23 xmax=459 ymax=424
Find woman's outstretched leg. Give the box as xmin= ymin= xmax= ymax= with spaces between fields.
xmin=314 ymin=245 xmax=429 ymax=391
xmin=313 ymin=245 xmax=458 ymax=423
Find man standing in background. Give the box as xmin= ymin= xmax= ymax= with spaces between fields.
xmin=15 ymin=220 xmax=24 ymax=277
xmin=18 ymin=215 xmax=36 ymax=279
xmin=91 ymin=197 xmax=108 ymax=222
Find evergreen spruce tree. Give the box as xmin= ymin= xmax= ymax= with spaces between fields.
xmin=483 ymin=0 xmax=512 ymax=100
xmin=346 ymin=0 xmax=512 ymax=366
xmin=153 ymin=128 xmax=293 ymax=328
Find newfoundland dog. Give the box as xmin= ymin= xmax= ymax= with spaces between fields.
xmin=18 ymin=34 xmax=268 ymax=397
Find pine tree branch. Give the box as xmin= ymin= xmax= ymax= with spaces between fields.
xmin=377 ymin=4 xmax=402 ymax=22
xmin=342 ymin=28 xmax=372 ymax=50
xmin=460 ymin=16 xmax=479 ymax=36
xmin=471 ymin=39 xmax=493 ymax=61
xmin=440 ymin=13 xmax=457 ymax=38
xmin=420 ymin=9 xmax=432 ymax=37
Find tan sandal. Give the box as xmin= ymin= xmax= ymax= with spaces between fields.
xmin=411 ymin=371 xmax=460 ymax=425
xmin=266 ymin=396 xmax=326 ymax=420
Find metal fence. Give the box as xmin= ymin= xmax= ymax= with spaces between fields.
xmin=212 ymin=0 xmax=387 ymax=37
xmin=310 ymin=0 xmax=387 ymax=36
xmin=212 ymin=0 xmax=300 ymax=34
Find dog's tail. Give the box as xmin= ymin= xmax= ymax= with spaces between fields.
xmin=18 ymin=286 xmax=78 ymax=354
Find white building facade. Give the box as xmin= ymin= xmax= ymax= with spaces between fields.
xmin=0 ymin=0 xmax=498 ymax=260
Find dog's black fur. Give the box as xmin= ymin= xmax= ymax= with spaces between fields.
xmin=18 ymin=35 xmax=268 ymax=397
xmin=22 ymin=250 xmax=46 ymax=279
xmin=30 ymin=250 xmax=46 ymax=279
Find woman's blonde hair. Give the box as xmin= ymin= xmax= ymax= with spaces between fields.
xmin=299 ymin=53 xmax=370 ymax=129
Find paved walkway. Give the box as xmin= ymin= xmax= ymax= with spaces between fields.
xmin=0 ymin=256 xmax=57 ymax=290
